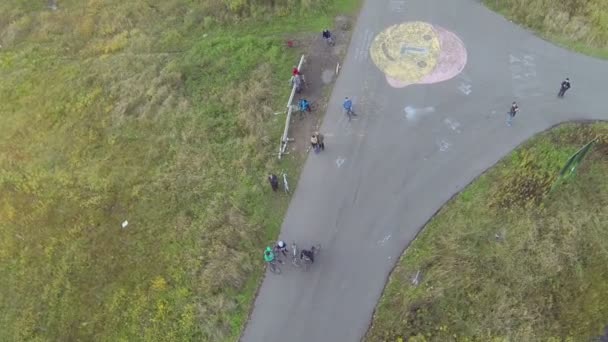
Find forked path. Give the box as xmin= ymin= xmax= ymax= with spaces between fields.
xmin=242 ymin=0 xmax=608 ymax=341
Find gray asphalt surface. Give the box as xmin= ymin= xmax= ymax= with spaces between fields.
xmin=242 ymin=0 xmax=608 ymax=341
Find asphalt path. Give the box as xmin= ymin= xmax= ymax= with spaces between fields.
xmin=242 ymin=0 xmax=608 ymax=341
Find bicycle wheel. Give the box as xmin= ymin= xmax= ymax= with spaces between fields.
xmin=268 ymin=262 xmax=281 ymax=274
xmin=292 ymin=256 xmax=301 ymax=268
xmin=291 ymin=242 xmax=300 ymax=267
xmin=282 ymin=174 xmax=290 ymax=194
xmin=302 ymin=257 xmax=313 ymax=272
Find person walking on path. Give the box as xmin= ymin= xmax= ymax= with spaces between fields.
xmin=268 ymin=173 xmax=279 ymax=192
xmin=315 ymin=132 xmax=325 ymax=152
xmin=507 ymin=101 xmax=519 ymax=126
xmin=558 ymin=78 xmax=571 ymax=98
xmin=310 ymin=134 xmax=318 ymax=152
xmin=343 ymin=97 xmax=356 ymax=121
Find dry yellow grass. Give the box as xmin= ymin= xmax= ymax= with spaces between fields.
xmin=485 ymin=0 xmax=608 ymax=58
xmin=0 ymin=0 xmax=358 ymax=340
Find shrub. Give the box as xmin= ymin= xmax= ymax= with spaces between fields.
xmin=490 ymin=149 xmax=556 ymax=208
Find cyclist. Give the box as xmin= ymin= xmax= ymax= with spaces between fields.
xmin=264 ymin=246 xmax=275 ymax=263
xmin=300 ymin=248 xmax=314 ymax=264
xmin=343 ymin=97 xmax=355 ymax=121
xmin=275 ymin=240 xmax=288 ymax=257
xmin=298 ymin=98 xmax=311 ymax=113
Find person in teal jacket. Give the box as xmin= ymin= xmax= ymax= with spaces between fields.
xmin=263 ymin=246 xmax=275 ymax=263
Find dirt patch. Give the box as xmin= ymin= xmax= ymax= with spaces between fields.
xmin=282 ymin=16 xmax=353 ymax=157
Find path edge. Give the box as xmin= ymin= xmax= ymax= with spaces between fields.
xmin=363 ymin=118 xmax=607 ymax=340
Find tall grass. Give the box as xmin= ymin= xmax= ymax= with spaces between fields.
xmin=484 ymin=0 xmax=608 ymax=58
xmin=366 ymin=123 xmax=608 ymax=341
xmin=0 ymin=0 xmax=356 ymax=340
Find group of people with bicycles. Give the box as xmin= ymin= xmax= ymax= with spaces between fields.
xmin=266 ymin=29 xmax=335 ymax=273
xmin=263 ymin=240 xmax=318 ymax=274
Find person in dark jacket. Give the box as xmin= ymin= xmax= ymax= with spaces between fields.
xmin=268 ymin=173 xmax=279 ymax=192
xmin=322 ymin=29 xmax=334 ymax=45
xmin=314 ymin=131 xmax=325 ymax=151
xmin=558 ymin=78 xmax=571 ymax=98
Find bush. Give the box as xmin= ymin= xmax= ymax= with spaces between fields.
xmin=490 ymin=149 xmax=556 ymax=208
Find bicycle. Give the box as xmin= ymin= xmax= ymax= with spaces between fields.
xmin=265 ymin=246 xmax=284 ymax=274
xmin=344 ymin=107 xmax=356 ymax=121
xmin=301 ymin=244 xmax=321 ymax=271
xmin=267 ymin=260 xmax=281 ymax=274
xmin=282 ymin=172 xmax=290 ymax=194
xmin=291 ymin=241 xmax=301 ymax=268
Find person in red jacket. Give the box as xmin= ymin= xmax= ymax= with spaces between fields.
xmin=292 ymin=66 xmax=300 ymax=76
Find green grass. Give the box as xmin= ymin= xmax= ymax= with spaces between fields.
xmin=0 ymin=0 xmax=358 ymax=340
xmin=366 ymin=123 xmax=608 ymax=341
xmin=483 ymin=0 xmax=608 ymax=59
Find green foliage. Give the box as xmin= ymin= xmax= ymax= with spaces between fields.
xmin=0 ymin=0 xmax=357 ymax=341
xmin=489 ymin=149 xmax=555 ymax=208
xmin=366 ymin=123 xmax=608 ymax=342
xmin=484 ymin=0 xmax=608 ymax=58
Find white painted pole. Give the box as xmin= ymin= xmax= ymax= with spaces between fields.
xmin=279 ymin=54 xmax=305 ymax=159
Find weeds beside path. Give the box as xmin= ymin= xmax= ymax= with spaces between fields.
xmin=366 ymin=123 xmax=608 ymax=341
xmin=483 ymin=0 xmax=608 ymax=59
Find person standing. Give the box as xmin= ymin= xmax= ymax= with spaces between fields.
xmin=310 ymin=134 xmax=318 ymax=151
xmin=275 ymin=240 xmax=288 ymax=258
xmin=343 ymin=97 xmax=355 ymax=121
xmin=558 ymin=78 xmax=571 ymax=98
xmin=292 ymin=66 xmax=300 ymax=77
xmin=268 ymin=173 xmax=279 ymax=192
xmin=507 ymin=101 xmax=519 ymax=126
xmin=291 ymin=74 xmax=303 ymax=93
xmin=314 ymin=132 xmax=325 ymax=152
xmin=322 ymin=29 xmax=334 ymax=46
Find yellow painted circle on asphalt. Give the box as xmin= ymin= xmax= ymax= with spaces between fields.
xmin=370 ymin=22 xmax=441 ymax=83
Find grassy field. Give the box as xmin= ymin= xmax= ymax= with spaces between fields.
xmin=0 ymin=0 xmax=357 ymax=340
xmin=366 ymin=123 xmax=608 ymax=341
xmin=483 ymin=0 xmax=608 ymax=59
